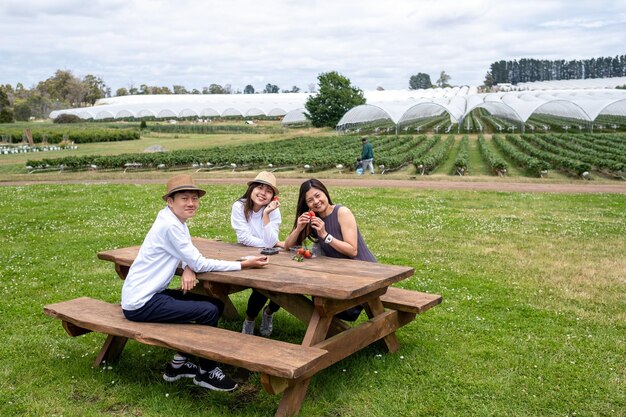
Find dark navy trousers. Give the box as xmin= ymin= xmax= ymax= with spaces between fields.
xmin=123 ymin=289 xmax=224 ymax=370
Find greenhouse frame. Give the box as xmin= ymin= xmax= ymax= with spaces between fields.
xmin=49 ymin=78 xmax=626 ymax=131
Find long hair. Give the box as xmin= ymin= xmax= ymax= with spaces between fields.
xmin=293 ymin=179 xmax=333 ymax=244
xmin=238 ymin=182 xmax=275 ymax=222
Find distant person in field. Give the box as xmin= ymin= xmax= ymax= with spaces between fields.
xmin=230 ymin=171 xmax=282 ymax=337
xmin=284 ymin=178 xmax=376 ymax=321
xmin=360 ymin=137 xmax=375 ymax=174
xmin=121 ymin=174 xmax=268 ymax=392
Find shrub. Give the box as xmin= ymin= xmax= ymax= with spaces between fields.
xmin=0 ymin=108 xmax=14 ymax=123
xmin=53 ymin=114 xmax=82 ymax=124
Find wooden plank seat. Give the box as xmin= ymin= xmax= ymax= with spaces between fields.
xmin=43 ymin=297 xmax=327 ymax=383
xmin=380 ymin=287 xmax=442 ymax=314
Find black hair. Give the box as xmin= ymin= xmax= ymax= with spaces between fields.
xmin=292 ymin=178 xmax=333 ymax=244
xmin=238 ymin=182 xmax=275 ymax=221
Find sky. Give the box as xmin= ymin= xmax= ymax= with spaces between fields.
xmin=1 ymin=0 xmax=625 ymax=93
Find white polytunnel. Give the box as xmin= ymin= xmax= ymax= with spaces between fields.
xmin=48 ymin=81 xmax=626 ymax=131
xmin=281 ymin=108 xmax=308 ymax=125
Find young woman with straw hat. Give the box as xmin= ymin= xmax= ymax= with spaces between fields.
xmin=230 ymin=171 xmax=283 ymax=336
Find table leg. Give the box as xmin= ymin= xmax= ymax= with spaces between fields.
xmin=201 ymin=281 xmax=239 ymax=320
xmin=366 ymin=297 xmax=399 ymax=353
xmin=259 ymin=290 xmax=350 ymax=335
xmin=276 ymin=308 xmax=332 ymax=417
xmin=275 ymin=379 xmax=312 ymax=417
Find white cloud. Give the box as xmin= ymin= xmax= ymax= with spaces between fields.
xmin=1 ymin=0 xmax=624 ymax=91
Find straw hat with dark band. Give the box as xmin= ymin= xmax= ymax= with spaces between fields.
xmin=162 ymin=174 xmax=206 ymax=201
xmin=247 ymin=171 xmax=279 ymax=195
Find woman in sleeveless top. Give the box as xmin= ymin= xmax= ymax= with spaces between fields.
xmin=284 ymin=179 xmax=376 ymax=321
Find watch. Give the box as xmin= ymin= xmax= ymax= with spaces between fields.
xmin=324 ymin=233 xmax=334 ymax=244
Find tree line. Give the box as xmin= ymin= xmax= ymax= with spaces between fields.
xmin=486 ymin=55 xmax=626 ymax=86
xmin=0 ymin=69 xmax=310 ymax=122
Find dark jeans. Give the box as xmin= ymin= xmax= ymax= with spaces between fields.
xmin=123 ymin=289 xmax=224 ymax=370
xmin=336 ymin=304 xmax=364 ymax=322
xmin=246 ymin=289 xmax=280 ymax=318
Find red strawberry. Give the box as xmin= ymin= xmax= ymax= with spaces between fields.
xmin=273 ymin=196 xmax=279 ymax=202
xmin=303 ymin=250 xmax=312 ymax=259
xmin=308 ymin=210 xmax=315 ymax=219
xmin=297 ymin=248 xmax=305 ymax=255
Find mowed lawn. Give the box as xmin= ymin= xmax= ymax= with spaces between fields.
xmin=0 ymin=183 xmax=624 ymax=417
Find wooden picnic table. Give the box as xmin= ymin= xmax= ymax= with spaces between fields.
xmin=92 ymin=237 xmax=440 ymax=416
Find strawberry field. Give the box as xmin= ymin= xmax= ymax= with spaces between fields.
xmin=24 ymin=132 xmax=626 ymax=180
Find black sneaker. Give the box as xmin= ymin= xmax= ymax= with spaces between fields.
xmin=163 ymin=360 xmax=198 ymax=382
xmin=193 ymin=367 xmax=238 ymax=391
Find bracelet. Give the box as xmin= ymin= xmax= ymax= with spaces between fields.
xmin=324 ymin=233 xmax=334 ymax=244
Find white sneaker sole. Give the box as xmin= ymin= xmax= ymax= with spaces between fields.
xmin=193 ymin=377 xmax=238 ymax=391
xmin=163 ymin=373 xmax=196 ymax=382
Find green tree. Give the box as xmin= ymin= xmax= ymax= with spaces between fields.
xmin=25 ymin=92 xmax=52 ymax=119
xmin=264 ymin=84 xmax=279 ymax=93
xmin=13 ymin=101 xmax=32 ymax=121
xmin=304 ymin=71 xmax=366 ymax=128
xmin=36 ymin=70 xmax=85 ymax=105
xmin=116 ymin=87 xmax=129 ymax=96
xmin=483 ymin=71 xmax=494 ymax=89
xmin=0 ymin=86 xmax=9 ymax=109
xmin=409 ymin=73 xmax=432 ymax=89
xmin=0 ymin=108 xmax=14 ymax=123
xmin=82 ymin=74 xmax=107 ymax=104
xmin=208 ymin=84 xmax=227 ymax=94
xmin=436 ymin=70 xmax=451 ymax=88
xmin=244 ymin=84 xmax=255 ymax=94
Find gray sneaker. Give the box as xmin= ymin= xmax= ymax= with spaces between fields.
xmin=259 ymin=310 xmax=274 ymax=337
xmin=241 ymin=319 xmax=255 ymax=335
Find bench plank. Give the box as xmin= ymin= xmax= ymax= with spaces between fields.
xmin=44 ymin=297 xmax=326 ymax=380
xmin=380 ymin=287 xmax=442 ymax=313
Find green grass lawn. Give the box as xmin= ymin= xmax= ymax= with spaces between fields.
xmin=1 ymin=183 xmax=624 ymax=416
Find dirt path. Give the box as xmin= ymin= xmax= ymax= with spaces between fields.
xmin=2 ymin=177 xmax=625 ymax=194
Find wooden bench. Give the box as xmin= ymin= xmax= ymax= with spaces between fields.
xmin=380 ymin=287 xmax=442 ymax=314
xmin=44 ymin=297 xmax=327 ymax=387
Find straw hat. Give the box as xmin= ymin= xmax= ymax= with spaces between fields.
xmin=162 ymin=174 xmax=206 ymax=201
xmin=247 ymin=171 xmax=279 ymax=195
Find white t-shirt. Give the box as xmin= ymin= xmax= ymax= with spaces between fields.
xmin=230 ymin=199 xmax=281 ymax=248
xmin=122 ymin=206 xmax=241 ymax=310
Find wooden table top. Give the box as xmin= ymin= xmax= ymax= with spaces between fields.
xmin=98 ymin=238 xmax=415 ymax=300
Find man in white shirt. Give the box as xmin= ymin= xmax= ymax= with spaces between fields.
xmin=122 ymin=174 xmax=268 ymax=392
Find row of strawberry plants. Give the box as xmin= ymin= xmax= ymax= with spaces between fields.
xmin=414 ymin=135 xmax=455 ymax=174
xmin=0 ymin=127 xmax=139 ymax=143
xmin=409 ymin=135 xmax=442 ymax=172
xmin=580 ymin=133 xmax=626 ymax=151
xmin=477 ymin=135 xmax=508 ymax=175
xmin=147 ymin=123 xmax=284 ymax=134
xmin=26 ymin=135 xmax=428 ymax=172
xmin=453 ymin=135 xmax=470 ymax=175
xmin=557 ymin=134 xmax=626 ymax=163
xmin=506 ymin=134 xmax=590 ymax=176
xmin=529 ymin=134 xmax=625 ymax=173
xmin=492 ymin=134 xmax=550 ymax=177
